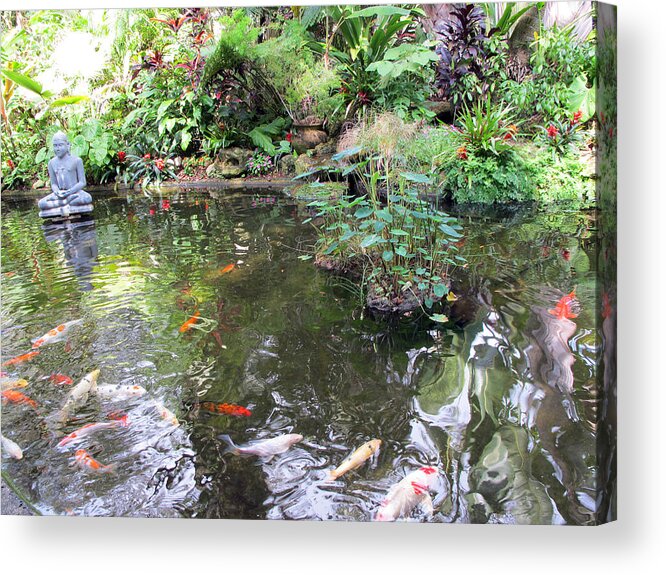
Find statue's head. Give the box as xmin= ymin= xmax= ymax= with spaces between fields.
xmin=52 ymin=131 xmax=70 ymax=159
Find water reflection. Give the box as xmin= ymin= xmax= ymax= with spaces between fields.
xmin=1 ymin=191 xmax=610 ymax=523
xmin=42 ymin=217 xmax=98 ymax=291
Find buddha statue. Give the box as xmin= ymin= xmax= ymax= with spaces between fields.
xmin=38 ymin=131 xmax=93 ymax=218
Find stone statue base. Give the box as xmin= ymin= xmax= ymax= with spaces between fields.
xmin=39 ymin=203 xmax=94 ymax=219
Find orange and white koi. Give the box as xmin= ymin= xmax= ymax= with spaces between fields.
xmin=1 ymin=377 xmax=29 ymax=391
xmin=1 ymin=433 xmax=23 ymax=459
xmin=31 ymin=319 xmax=83 ymax=349
xmin=57 ymin=416 xmax=129 ymax=449
xmin=327 ymin=439 xmax=381 ymax=481
xmin=1 ymin=389 xmax=38 ymax=408
xmin=548 ymin=289 xmax=578 ymax=320
xmin=151 ymin=400 xmax=179 ymax=426
xmin=375 ymin=466 xmax=440 ymax=522
xmin=73 ymin=449 xmax=116 ymax=473
xmin=2 ymin=351 xmax=40 ymax=366
xmin=48 ymin=373 xmax=73 ymax=386
xmin=52 ymin=369 xmax=100 ymax=426
xmin=220 ymin=433 xmax=303 ymax=461
xmin=95 ymin=383 xmax=147 ymax=401
xmin=179 ymin=311 xmax=201 ymax=333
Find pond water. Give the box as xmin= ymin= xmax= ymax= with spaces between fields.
xmin=1 ymin=189 xmax=606 ymax=523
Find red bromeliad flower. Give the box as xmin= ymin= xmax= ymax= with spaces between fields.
xmin=456 ymin=145 xmax=468 ymax=160
xmin=143 ymin=153 xmax=151 ymax=160
xmin=117 ymin=151 xmax=126 ymax=163
xmin=546 ymin=124 xmax=558 ymax=138
xmin=286 ymin=132 xmax=293 ymax=143
xmin=572 ymin=110 xmax=583 ymax=124
xmin=6 ymin=158 xmax=15 ymax=170
xmin=155 ymin=158 xmax=165 ymax=171
xmin=357 ymin=91 xmax=371 ymax=105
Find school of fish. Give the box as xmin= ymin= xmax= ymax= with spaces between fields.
xmin=1 ymin=318 xmax=451 ymax=521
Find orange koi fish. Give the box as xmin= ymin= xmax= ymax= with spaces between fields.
xmin=32 ymin=319 xmax=82 ymax=349
xmin=73 ymin=449 xmax=116 ymax=474
xmin=548 ymin=289 xmax=579 ymax=320
xmin=219 ymin=263 xmax=235 ymax=275
xmin=200 ymin=402 xmax=252 ymax=417
xmin=49 ymin=373 xmax=74 ymax=386
xmin=179 ymin=311 xmax=201 ymax=333
xmin=58 ymin=416 xmax=129 ymax=449
xmin=1 ymin=389 xmax=38 ymax=408
xmin=2 ymin=351 xmax=40 ymax=366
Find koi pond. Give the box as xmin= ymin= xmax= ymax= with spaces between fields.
xmin=1 ymin=189 xmax=604 ymax=524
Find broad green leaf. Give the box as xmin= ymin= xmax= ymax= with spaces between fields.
xmin=360 ymin=234 xmax=382 ymax=249
xmin=382 ymin=250 xmax=393 ymax=261
xmin=48 ymin=95 xmax=89 ymax=108
xmin=390 ymin=228 xmax=409 ymax=236
xmin=181 ymin=130 xmax=192 ymax=151
xmin=81 ymin=120 xmax=102 ymax=142
xmin=433 ymin=283 xmax=448 ymax=298
xmin=439 ymin=223 xmax=463 ymax=238
xmin=1 ymin=68 xmax=46 ymax=97
xmin=35 ymin=146 xmax=48 ymax=163
xmin=431 ymin=313 xmax=449 ymax=323
xmin=70 ymin=136 xmax=88 ymax=158
xmin=400 ymin=171 xmax=432 ymax=184
xmin=354 ymin=206 xmax=373 ymax=219
xmin=395 ymin=246 xmax=407 ymax=257
xmin=157 ymin=98 xmax=175 ymax=118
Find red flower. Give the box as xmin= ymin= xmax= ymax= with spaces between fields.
xmin=357 ymin=91 xmax=371 ymax=105
xmin=161 ymin=199 xmax=170 ymax=210
xmin=456 ymin=145 xmax=468 ymax=160
xmin=572 ymin=110 xmax=583 ymax=124
xmin=546 ymin=124 xmax=558 ymax=138
xmin=143 ymin=153 xmax=151 ymax=160
xmin=155 ymin=158 xmax=165 ymax=171
xmin=286 ymin=132 xmax=293 ymax=143
xmin=6 ymin=158 xmax=15 ymax=170
xmin=503 ymin=124 xmax=518 ymax=141
xmin=117 ymin=151 xmax=126 ymax=162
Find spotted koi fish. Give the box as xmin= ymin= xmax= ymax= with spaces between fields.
xmin=31 ymin=319 xmax=83 ymax=349
xmin=1 ymin=389 xmax=38 ymax=409
xmin=548 ymin=289 xmax=579 ymax=320
xmin=74 ymin=449 xmax=116 ymax=474
xmin=200 ymin=402 xmax=252 ymax=417
xmin=57 ymin=416 xmax=129 ymax=449
xmin=2 ymin=351 xmax=40 ymax=366
xmin=375 ymin=466 xmax=440 ymax=522
xmin=179 ymin=311 xmax=201 ymax=333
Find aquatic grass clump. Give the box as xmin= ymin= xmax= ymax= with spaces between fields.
xmin=305 ymin=148 xmax=465 ymax=318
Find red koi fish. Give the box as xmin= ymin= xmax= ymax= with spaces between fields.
xmin=2 ymin=351 xmax=40 ymax=366
xmin=58 ymin=416 xmax=129 ymax=449
xmin=32 ymin=319 xmax=82 ymax=349
xmin=49 ymin=373 xmax=74 ymax=386
xmin=200 ymin=402 xmax=252 ymax=417
xmin=548 ymin=289 xmax=579 ymax=320
xmin=73 ymin=449 xmax=116 ymax=474
xmin=1 ymin=389 xmax=38 ymax=408
xmin=179 ymin=311 xmax=201 ymax=333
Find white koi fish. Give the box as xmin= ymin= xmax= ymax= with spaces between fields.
xmin=31 ymin=319 xmax=83 ymax=349
xmin=95 ymin=384 xmax=147 ymax=401
xmin=52 ymin=369 xmax=100 ymax=427
xmin=1 ymin=433 xmax=23 ymax=459
xmin=57 ymin=415 xmax=129 ymax=449
xmin=375 ymin=466 xmax=440 ymax=522
xmin=327 ymin=439 xmax=382 ymax=481
xmin=150 ymin=399 xmax=179 ymax=426
xmin=220 ymin=433 xmax=303 ymax=461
